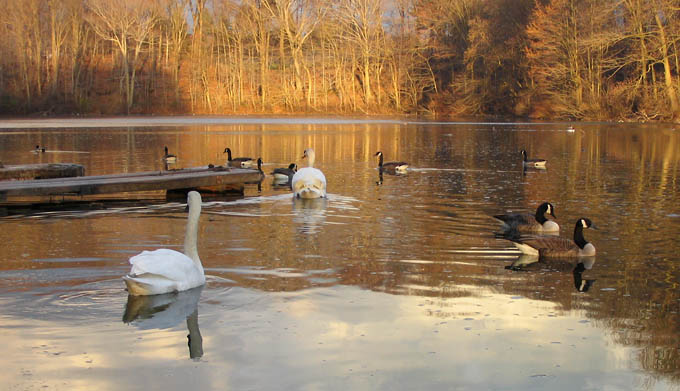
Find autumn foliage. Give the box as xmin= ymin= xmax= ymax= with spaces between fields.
xmin=1 ymin=0 xmax=679 ymax=121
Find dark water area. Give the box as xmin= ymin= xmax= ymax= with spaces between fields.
xmin=0 ymin=117 xmax=678 ymax=390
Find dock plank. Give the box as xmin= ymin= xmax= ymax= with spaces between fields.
xmin=0 ymin=163 xmax=85 ymax=180
xmin=0 ymin=166 xmax=262 ymax=200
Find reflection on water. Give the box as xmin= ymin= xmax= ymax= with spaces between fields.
xmin=506 ymin=256 xmax=597 ymax=293
xmin=0 ymin=119 xmax=678 ymax=389
xmin=292 ymin=197 xmax=328 ymax=235
xmin=123 ymin=286 xmax=204 ymax=360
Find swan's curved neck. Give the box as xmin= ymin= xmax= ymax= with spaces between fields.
xmin=573 ymin=223 xmax=588 ymax=249
xmin=306 ymin=151 xmax=316 ymax=167
xmin=184 ymin=199 xmax=202 ymax=267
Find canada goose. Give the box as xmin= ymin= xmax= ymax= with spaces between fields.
xmin=521 ymin=149 xmax=546 ymax=167
xmin=272 ymin=163 xmax=297 ymax=181
xmin=493 ymin=202 xmax=559 ymax=233
xmin=375 ymin=151 xmax=408 ymax=173
xmin=223 ymin=148 xmax=254 ymax=168
xmin=255 ymin=157 xmax=265 ymax=180
xmin=123 ymin=191 xmax=205 ymax=296
xmin=291 ymin=148 xmax=327 ymax=198
xmin=510 ymin=218 xmax=596 ymax=258
xmin=33 ymin=145 xmax=46 ymax=153
xmin=163 ymin=146 xmax=177 ymax=163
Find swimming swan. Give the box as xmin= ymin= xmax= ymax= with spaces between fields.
xmin=375 ymin=151 xmax=408 ymax=173
xmin=510 ymin=218 xmax=596 ymax=258
xmin=493 ymin=202 xmax=559 ymax=233
xmin=123 ymin=191 xmax=205 ymax=296
xmin=224 ymin=148 xmax=254 ymax=168
xmin=291 ymin=148 xmax=326 ymax=199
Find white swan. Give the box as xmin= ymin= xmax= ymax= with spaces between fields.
xmin=291 ymin=148 xmax=326 ymax=199
xmin=123 ymin=191 xmax=206 ymax=296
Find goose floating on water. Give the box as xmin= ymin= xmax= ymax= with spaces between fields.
xmin=123 ymin=191 xmax=206 ymax=296
xmin=291 ymin=148 xmax=326 ymax=199
xmin=375 ymin=151 xmax=408 ymax=173
xmin=223 ymin=148 xmax=254 ymax=168
xmin=521 ymin=149 xmax=546 ymax=168
xmin=509 ymin=218 xmax=597 ymax=258
xmin=272 ymin=163 xmax=297 ymax=181
xmin=163 ymin=146 xmax=177 ymax=163
xmin=493 ymin=202 xmax=559 ymax=233
xmin=255 ymin=157 xmax=265 ymax=181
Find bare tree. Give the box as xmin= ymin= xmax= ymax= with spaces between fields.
xmin=263 ymin=0 xmax=326 ymax=107
xmin=335 ymin=0 xmax=386 ymax=109
xmin=88 ymin=0 xmax=159 ymax=113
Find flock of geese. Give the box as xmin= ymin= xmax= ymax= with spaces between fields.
xmin=125 ymin=148 xmax=596 ymax=296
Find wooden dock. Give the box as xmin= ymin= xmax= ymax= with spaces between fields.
xmin=0 ymin=166 xmax=263 ymax=203
xmin=0 ymin=163 xmax=85 ymax=180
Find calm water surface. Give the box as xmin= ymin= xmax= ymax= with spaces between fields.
xmin=0 ymin=117 xmax=678 ymax=390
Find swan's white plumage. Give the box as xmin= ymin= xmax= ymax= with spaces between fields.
xmin=292 ymin=149 xmax=326 ymax=199
xmin=123 ymin=191 xmax=205 ymax=296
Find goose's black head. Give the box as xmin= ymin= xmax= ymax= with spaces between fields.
xmin=538 ymin=202 xmax=556 ymax=219
xmin=520 ymin=149 xmax=528 ymax=161
xmin=375 ymin=151 xmax=383 ymax=157
xmin=579 ymin=218 xmax=595 ymax=229
xmin=288 ymin=163 xmax=297 ymax=171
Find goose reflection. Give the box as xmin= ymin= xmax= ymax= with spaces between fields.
xmin=123 ymin=285 xmax=204 ymax=359
xmin=292 ymin=197 xmax=328 ymax=234
xmin=505 ymin=255 xmax=596 ymax=292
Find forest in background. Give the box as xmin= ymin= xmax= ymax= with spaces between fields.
xmin=1 ymin=0 xmax=680 ymax=121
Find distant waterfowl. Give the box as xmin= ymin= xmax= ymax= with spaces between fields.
xmin=33 ymin=145 xmax=46 ymax=153
xmin=566 ymin=125 xmax=575 ymax=133
xmin=291 ymin=148 xmax=326 ymax=199
xmin=272 ymin=163 xmax=297 ymax=181
xmin=493 ymin=202 xmax=559 ymax=233
xmin=375 ymin=151 xmax=408 ymax=173
xmin=521 ymin=149 xmax=546 ymax=167
xmin=123 ymin=191 xmax=205 ymax=296
xmin=223 ymin=148 xmax=254 ymax=168
xmin=255 ymin=157 xmax=265 ymax=181
xmin=510 ymin=218 xmax=597 ymax=258
xmin=163 ymin=146 xmax=177 ymax=163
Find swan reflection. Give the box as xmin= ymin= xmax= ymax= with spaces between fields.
xmin=292 ymin=197 xmax=328 ymax=234
xmin=506 ymin=255 xmax=596 ymax=292
xmin=123 ymin=286 xmax=203 ymax=359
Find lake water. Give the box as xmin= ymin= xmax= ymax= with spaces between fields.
xmin=0 ymin=117 xmax=678 ymax=390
